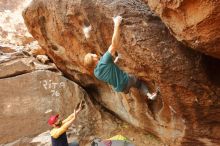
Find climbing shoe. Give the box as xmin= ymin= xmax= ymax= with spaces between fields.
xmin=147 ymin=92 xmax=157 ymax=100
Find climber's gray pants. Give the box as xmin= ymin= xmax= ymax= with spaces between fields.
xmin=123 ymin=75 xmax=148 ymax=94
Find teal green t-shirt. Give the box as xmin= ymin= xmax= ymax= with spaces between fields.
xmin=94 ymin=51 xmax=129 ymax=92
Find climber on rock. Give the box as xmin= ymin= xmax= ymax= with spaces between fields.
xmin=48 ymin=101 xmax=84 ymax=146
xmin=84 ymin=16 xmax=159 ymax=100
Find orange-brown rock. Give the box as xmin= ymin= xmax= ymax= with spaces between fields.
xmin=23 ymin=0 xmax=220 ymax=145
xmin=30 ymin=47 xmax=46 ymax=56
xmin=145 ymin=0 xmax=220 ymax=59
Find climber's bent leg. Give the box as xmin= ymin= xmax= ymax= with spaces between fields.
xmin=122 ymin=75 xmax=141 ymax=94
xmin=122 ymin=75 xmax=158 ymax=100
xmin=139 ymin=82 xmax=158 ymax=100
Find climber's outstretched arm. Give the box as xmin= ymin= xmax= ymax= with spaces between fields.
xmin=108 ymin=16 xmax=122 ymax=56
xmin=62 ymin=100 xmax=84 ymax=124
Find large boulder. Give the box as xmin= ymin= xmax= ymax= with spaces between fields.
xmin=0 ymin=70 xmax=98 ymax=144
xmin=23 ymin=0 xmax=220 ymax=145
xmin=145 ymin=0 xmax=220 ymax=59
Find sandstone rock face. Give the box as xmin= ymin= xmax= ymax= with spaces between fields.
xmin=0 ymin=50 xmax=58 ymax=79
xmin=23 ymin=0 xmax=220 ymax=145
xmin=0 ymin=70 xmax=94 ymax=144
xmin=0 ymin=57 xmax=33 ymax=78
xmin=145 ymin=0 xmax=220 ymax=59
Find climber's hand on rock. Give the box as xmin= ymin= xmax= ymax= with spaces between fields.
xmin=113 ymin=16 xmax=123 ymax=27
xmin=117 ymin=53 xmax=122 ymax=59
xmin=72 ymin=109 xmax=76 ymax=119
xmin=76 ymin=100 xmax=84 ymax=114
